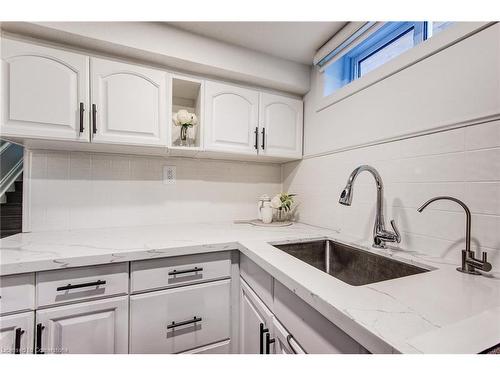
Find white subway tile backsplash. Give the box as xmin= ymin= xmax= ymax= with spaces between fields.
xmin=464 ymin=148 xmax=500 ymax=181
xmin=464 ymin=182 xmax=500 ymax=215
xmin=465 ymin=120 xmax=500 ymax=150
xmin=27 ymin=151 xmax=282 ymax=231
xmin=283 ymin=122 xmax=500 ymax=268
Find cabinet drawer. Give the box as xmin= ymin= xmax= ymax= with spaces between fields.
xmin=239 ymin=254 xmax=273 ymax=309
xmin=131 ymin=251 xmax=231 ymax=293
xmin=180 ymin=339 xmax=231 ymax=354
xmin=0 ymin=273 xmax=35 ymax=315
xmin=130 ymin=279 xmax=231 ymax=353
xmin=36 ymin=263 xmax=128 ymax=308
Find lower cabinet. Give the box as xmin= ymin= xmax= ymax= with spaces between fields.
xmin=239 ymin=278 xmax=273 ymax=354
xmin=273 ymin=280 xmax=367 ymax=354
xmin=35 ymin=296 xmax=128 ymax=354
xmin=130 ymin=279 xmax=231 ymax=354
xmin=239 ymin=277 xmax=306 ymax=355
xmin=272 ymin=317 xmax=306 ymax=354
xmin=180 ymin=339 xmax=231 ymax=354
xmin=239 ymin=257 xmax=369 ymax=354
xmin=0 ymin=312 xmax=34 ymax=354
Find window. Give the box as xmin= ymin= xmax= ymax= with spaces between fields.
xmin=322 ymin=22 xmax=452 ymax=97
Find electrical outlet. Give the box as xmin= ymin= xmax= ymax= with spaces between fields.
xmin=163 ymin=166 xmax=176 ymax=184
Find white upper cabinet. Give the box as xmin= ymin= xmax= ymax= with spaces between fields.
xmin=1 ymin=38 xmax=89 ymax=142
xmin=1 ymin=38 xmax=303 ymax=161
xmin=259 ymin=93 xmax=303 ymax=158
xmin=90 ymin=58 xmax=168 ymax=146
xmin=204 ymin=81 xmax=259 ymax=154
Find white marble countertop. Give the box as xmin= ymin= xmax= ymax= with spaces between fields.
xmin=1 ymin=222 xmax=499 ymax=354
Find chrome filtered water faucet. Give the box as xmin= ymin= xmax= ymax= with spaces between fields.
xmin=339 ymin=165 xmax=401 ymax=249
xmin=417 ymin=196 xmax=492 ymax=275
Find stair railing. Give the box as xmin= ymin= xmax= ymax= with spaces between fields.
xmin=0 ymin=140 xmax=24 ymax=201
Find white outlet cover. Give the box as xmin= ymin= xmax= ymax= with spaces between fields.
xmin=163 ymin=166 xmax=176 ymax=184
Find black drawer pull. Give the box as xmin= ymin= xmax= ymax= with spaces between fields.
xmin=261 ymin=127 xmax=266 ymax=150
xmin=79 ymin=102 xmax=84 ymax=133
xmin=168 ymin=267 xmax=203 ymax=276
xmin=14 ymin=327 xmax=24 ymax=354
xmin=259 ymin=323 xmax=269 ymax=354
xmin=92 ymin=104 xmax=97 ymax=134
xmin=265 ymin=332 xmax=275 ymax=354
xmin=167 ymin=316 xmax=202 ymax=329
xmin=35 ymin=324 xmax=44 ymax=354
xmin=254 ymin=126 xmax=259 ymax=150
xmin=56 ymin=279 xmax=106 ymax=291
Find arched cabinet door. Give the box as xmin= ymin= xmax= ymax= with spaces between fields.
xmin=204 ymin=81 xmax=259 ymax=154
xmin=259 ymin=93 xmax=303 ymax=159
xmin=90 ymin=58 xmax=168 ymax=146
xmin=1 ymin=38 xmax=89 ymax=142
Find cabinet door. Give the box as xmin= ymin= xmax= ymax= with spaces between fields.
xmin=259 ymin=93 xmax=302 ymax=159
xmin=204 ymin=81 xmax=259 ymax=154
xmin=1 ymin=38 xmax=89 ymax=141
xmin=239 ymin=278 xmax=274 ymax=354
xmin=35 ymin=296 xmax=128 ymax=354
xmin=271 ymin=317 xmax=306 ymax=354
xmin=273 ymin=280 xmax=363 ymax=353
xmin=90 ymin=57 xmax=168 ymax=146
xmin=0 ymin=312 xmax=34 ymax=354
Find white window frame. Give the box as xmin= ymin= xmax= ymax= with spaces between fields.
xmin=316 ymin=22 xmax=493 ymax=113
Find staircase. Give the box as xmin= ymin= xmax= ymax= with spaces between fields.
xmin=1 ymin=140 xmax=24 ymax=238
xmin=0 ymin=176 xmax=23 ymax=238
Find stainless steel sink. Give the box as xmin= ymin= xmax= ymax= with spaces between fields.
xmin=272 ymin=240 xmax=429 ymax=286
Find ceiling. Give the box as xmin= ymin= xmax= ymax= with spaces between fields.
xmin=168 ymin=22 xmax=347 ymax=65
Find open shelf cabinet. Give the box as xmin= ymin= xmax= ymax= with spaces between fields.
xmin=169 ymin=75 xmax=203 ymax=153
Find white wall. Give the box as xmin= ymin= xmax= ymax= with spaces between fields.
xmin=304 ymin=23 xmax=500 ymax=157
xmin=26 ymin=151 xmax=281 ymax=231
xmin=283 ymin=24 xmax=500 ymax=269
xmin=1 ymin=22 xmax=310 ymax=95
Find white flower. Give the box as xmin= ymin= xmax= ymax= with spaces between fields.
xmin=190 ymin=113 xmax=198 ymax=125
xmin=176 ymin=109 xmax=191 ymax=124
xmin=172 ymin=114 xmax=180 ymax=126
xmin=270 ymin=194 xmax=282 ymax=209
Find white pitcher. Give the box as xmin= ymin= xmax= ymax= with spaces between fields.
xmin=257 ymin=194 xmax=271 ymax=220
xmin=260 ymin=201 xmax=273 ymax=224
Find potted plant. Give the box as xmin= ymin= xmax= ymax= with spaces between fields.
xmin=271 ymin=192 xmax=296 ymax=221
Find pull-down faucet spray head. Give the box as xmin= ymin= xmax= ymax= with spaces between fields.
xmin=338 ymin=184 xmax=353 ymax=206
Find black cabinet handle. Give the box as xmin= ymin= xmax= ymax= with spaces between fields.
xmin=261 ymin=128 xmax=265 ymax=150
xmin=35 ymin=324 xmax=44 ymax=354
xmin=167 ymin=316 xmax=202 ymax=329
xmin=168 ymin=267 xmax=203 ymax=276
xmin=14 ymin=327 xmax=24 ymax=354
xmin=254 ymin=126 xmax=259 ymax=150
xmin=265 ymin=332 xmax=275 ymax=354
xmin=79 ymin=102 xmax=84 ymax=133
xmin=259 ymin=323 xmax=269 ymax=354
xmin=56 ymin=279 xmax=106 ymax=291
xmin=92 ymin=104 xmax=97 ymax=134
